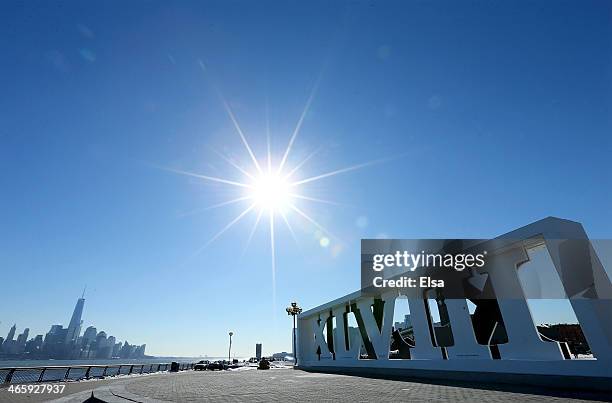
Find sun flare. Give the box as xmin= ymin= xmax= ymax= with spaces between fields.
xmin=249 ymin=173 xmax=292 ymax=211
xmin=164 ymin=88 xmax=383 ymax=310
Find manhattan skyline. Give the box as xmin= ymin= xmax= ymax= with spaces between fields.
xmin=1 ymin=1 xmax=611 ymax=357
xmin=0 ymin=295 xmax=147 ymax=361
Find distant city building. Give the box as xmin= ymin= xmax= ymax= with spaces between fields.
xmin=1 ymin=296 xmax=148 ymax=360
xmin=65 ymin=297 xmax=84 ymax=346
xmin=104 ymin=336 xmax=116 ymax=359
xmin=134 ymin=344 xmax=146 ymax=358
xmin=394 ymin=314 xmax=412 ymax=331
xmin=5 ymin=324 xmax=16 ymax=343
xmin=43 ymin=324 xmax=67 ymax=358
xmin=81 ymin=325 xmax=98 ymax=358
xmin=112 ymin=342 xmax=123 ymax=358
xmin=115 ymin=341 xmax=145 ymax=359
xmin=16 ymin=328 xmax=29 ymax=344
xmin=95 ymin=331 xmax=117 ymax=359
xmin=25 ymin=335 xmax=43 ymax=354
xmin=15 ymin=328 xmax=29 ymax=354
xmin=2 ymin=324 xmax=18 ymax=354
xmin=82 ymin=326 xmax=97 ymax=343
xmin=120 ymin=341 xmax=135 ymax=358
xmin=255 ymin=343 xmax=262 ymax=360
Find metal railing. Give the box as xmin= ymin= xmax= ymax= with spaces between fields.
xmin=0 ymin=362 xmax=195 ymax=385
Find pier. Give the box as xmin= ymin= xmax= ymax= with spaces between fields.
xmin=1 ymin=367 xmax=609 ymax=402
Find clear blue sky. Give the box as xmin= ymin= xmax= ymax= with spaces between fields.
xmin=1 ymin=1 xmax=610 ymax=357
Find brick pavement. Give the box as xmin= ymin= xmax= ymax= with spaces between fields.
xmin=1 ymin=368 xmax=609 ymax=402
xmin=120 ymin=368 xmax=609 ymax=402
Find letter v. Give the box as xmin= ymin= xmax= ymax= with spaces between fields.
xmin=355 ymin=293 xmax=396 ymax=360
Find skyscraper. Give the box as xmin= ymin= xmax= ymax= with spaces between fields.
xmin=82 ymin=326 xmax=97 ymax=345
xmin=94 ymin=331 xmax=110 ymax=358
xmin=134 ymin=344 xmax=146 ymax=358
xmin=2 ymin=324 xmax=17 ymax=353
xmin=0 ymin=293 xmax=145 ymax=359
xmin=5 ymin=324 xmax=16 ymax=342
xmin=25 ymin=335 xmax=43 ymax=354
xmin=79 ymin=326 xmax=97 ymax=359
xmin=112 ymin=341 xmax=122 ymax=358
xmin=104 ymin=336 xmax=116 ymax=359
xmin=65 ymin=296 xmax=85 ymax=345
xmin=16 ymin=328 xmax=29 ymax=347
xmin=43 ymin=324 xmax=67 ymax=358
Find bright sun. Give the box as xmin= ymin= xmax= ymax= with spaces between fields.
xmin=250 ymin=173 xmax=292 ymax=211
xmin=164 ymin=89 xmax=379 ymax=308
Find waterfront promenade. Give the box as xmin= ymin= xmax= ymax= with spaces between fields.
xmin=1 ymin=368 xmax=609 ymax=402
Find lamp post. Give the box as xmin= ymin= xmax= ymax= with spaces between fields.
xmin=286 ymin=301 xmax=302 ymax=366
xmin=228 ymin=331 xmax=233 ymax=363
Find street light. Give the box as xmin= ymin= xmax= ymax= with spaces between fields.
xmin=228 ymin=331 xmax=233 ymax=363
xmin=286 ymin=301 xmax=302 ymax=365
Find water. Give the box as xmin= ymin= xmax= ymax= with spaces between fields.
xmin=0 ymin=357 xmax=205 ymax=368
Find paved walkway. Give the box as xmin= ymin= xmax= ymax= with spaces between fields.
xmin=0 ymin=368 xmax=609 ymax=402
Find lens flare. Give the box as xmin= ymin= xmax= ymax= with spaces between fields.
xmin=250 ymin=173 xmax=292 ymax=211
xmin=162 ymin=87 xmax=390 ymax=311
